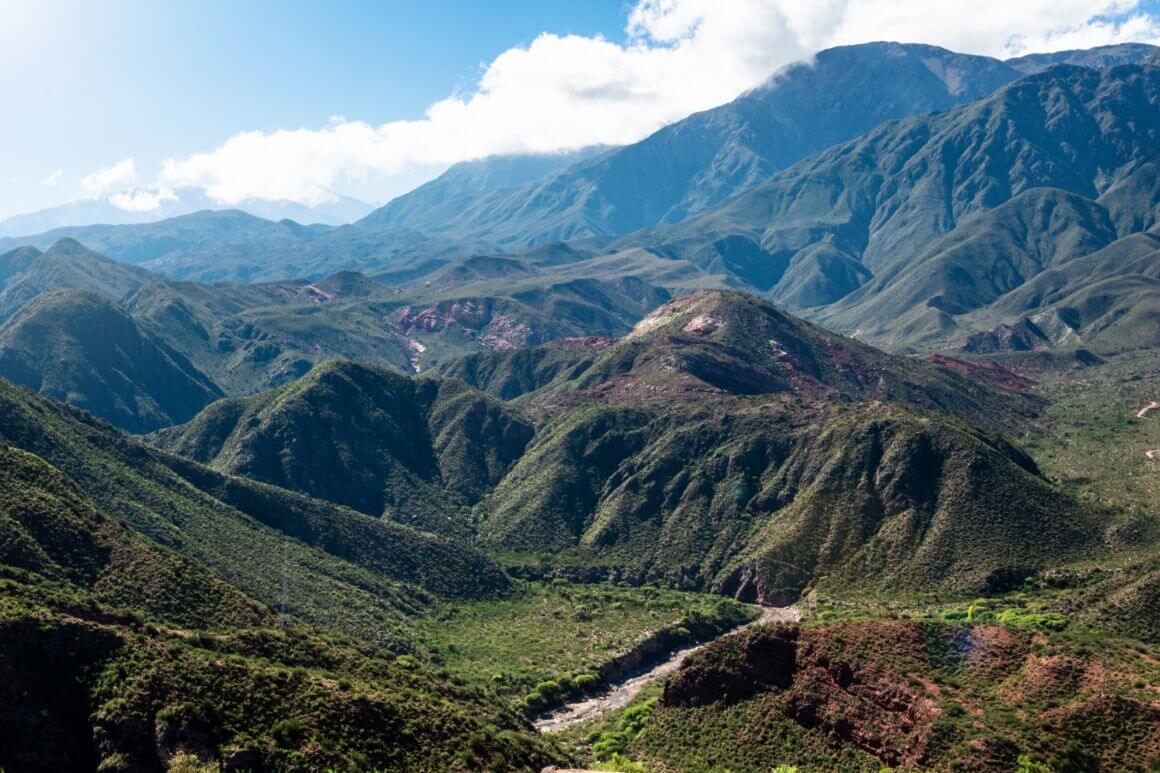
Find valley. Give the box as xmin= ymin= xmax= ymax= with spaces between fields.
xmin=0 ymin=31 xmax=1157 ymax=773
xmin=535 ymin=604 xmax=801 ymax=734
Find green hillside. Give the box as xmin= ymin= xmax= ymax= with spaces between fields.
xmin=0 ymin=446 xmax=565 ymax=771
xmin=462 ymin=293 xmax=1106 ymax=599
xmin=153 ymin=361 xmax=533 ymax=534
xmin=0 ymin=374 xmax=511 ymax=646
xmin=0 ymin=288 xmax=223 ymax=432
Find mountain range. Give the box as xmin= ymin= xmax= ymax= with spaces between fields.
xmin=0 ymin=186 xmax=373 ymax=237
xmin=1 ymin=37 xmax=1158 ymax=773
xmin=1 ymin=43 xmax=1156 ymax=359
xmin=154 ymin=291 xmax=1113 ymax=603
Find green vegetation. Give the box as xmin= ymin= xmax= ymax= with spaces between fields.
xmin=0 ymin=375 xmax=511 ymax=648
xmin=1016 ymin=347 xmax=1160 ymax=531
xmin=0 ymin=568 xmax=567 ymax=771
xmin=153 ymin=360 xmax=533 ymax=534
xmin=416 ymin=581 xmax=752 ymax=695
xmin=0 ymin=286 xmax=222 ymax=432
xmin=0 ymin=438 xmax=567 ymax=770
xmin=559 ymin=618 xmax=1157 ymax=772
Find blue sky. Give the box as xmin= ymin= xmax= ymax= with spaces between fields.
xmin=4 ymin=0 xmax=1160 ymax=221
xmin=0 ymin=0 xmax=626 ymax=213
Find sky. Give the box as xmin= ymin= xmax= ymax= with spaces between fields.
xmin=3 ymin=0 xmax=1160 ymax=222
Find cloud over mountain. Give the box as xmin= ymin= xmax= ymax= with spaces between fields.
xmin=68 ymin=1 xmax=1160 ymax=211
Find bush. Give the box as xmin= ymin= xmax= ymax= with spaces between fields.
xmin=593 ymin=730 xmax=630 ymax=759
xmin=270 ymin=717 xmax=305 ymax=748
xmin=619 ymin=697 xmax=656 ymax=735
xmin=997 ymin=610 xmax=1067 ymax=631
xmin=572 ymin=673 xmax=600 ymax=692
xmin=1015 ymin=755 xmax=1051 ymax=773
xmin=534 ymin=680 xmax=564 ymax=701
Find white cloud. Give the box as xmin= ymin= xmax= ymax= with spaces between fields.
xmin=81 ymin=158 xmax=138 ymax=197
xmin=40 ymin=169 xmax=62 ymax=187
xmin=142 ymin=0 xmax=1160 ymax=207
xmin=108 ymin=187 xmax=178 ymax=213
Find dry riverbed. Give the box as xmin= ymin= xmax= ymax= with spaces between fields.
xmin=535 ymin=604 xmax=800 ymax=732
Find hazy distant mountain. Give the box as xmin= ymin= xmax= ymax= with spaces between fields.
xmin=356 ymin=42 xmax=1155 ymax=248
xmin=0 ymin=186 xmax=372 ymax=237
xmin=0 ymin=209 xmax=335 ymax=276
xmin=362 ymin=147 xmax=611 ymax=232
xmin=1007 ymin=41 xmax=1160 ymax=73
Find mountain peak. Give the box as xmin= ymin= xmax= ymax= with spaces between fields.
xmin=46 ymin=237 xmax=97 ymax=257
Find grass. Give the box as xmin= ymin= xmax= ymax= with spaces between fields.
xmin=417 ymin=580 xmax=752 ymax=695
xmin=1014 ymin=348 xmax=1160 ymax=533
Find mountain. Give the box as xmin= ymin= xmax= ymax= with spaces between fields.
xmin=358 ymin=42 xmax=1029 ymax=245
xmin=0 ymin=210 xmax=333 ymax=273
xmin=626 ymin=618 xmax=1158 ymax=771
xmin=0 ymin=238 xmax=152 ymax=321
xmin=0 ymin=153 xmax=600 ymax=283
xmin=166 ymin=290 xmax=1106 ymax=602
xmin=1007 ymin=41 xmax=1160 ymax=74
xmin=0 ymin=238 xmax=674 ymax=404
xmin=0 ymin=186 xmax=372 ymax=237
xmin=153 ymin=361 xmax=534 ymax=534
xmin=962 ymin=231 xmax=1160 ymax=351
xmin=0 ymin=373 xmax=513 ymax=643
xmin=2 ymin=43 xmax=1155 ymax=292
xmin=0 ymin=406 xmax=563 ymax=771
xmin=366 ymin=147 xmax=610 ymax=231
xmin=0 ymin=289 xmax=223 ymax=432
xmin=605 ymin=63 xmax=1160 ymax=351
xmin=357 ymin=43 xmax=1156 ymax=252
xmin=447 ymin=292 xmax=1105 ymax=601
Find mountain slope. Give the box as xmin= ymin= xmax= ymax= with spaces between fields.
xmin=0 ymin=237 xmax=152 ymax=321
xmin=460 ymin=292 xmax=1105 ymax=601
xmin=358 ymin=42 xmax=1028 ymax=247
xmin=0 ymin=239 xmax=675 ymax=396
xmin=0 ymin=444 xmax=563 ymax=771
xmin=613 ymin=64 xmax=1160 ymax=349
xmin=0 ymin=444 xmax=269 ymax=630
xmin=0 ymin=288 xmax=223 ymax=432
xmin=0 ymin=374 xmax=512 ymax=645
xmin=154 ymin=361 xmax=534 ymax=534
xmin=366 ymin=147 xmax=609 ymax=232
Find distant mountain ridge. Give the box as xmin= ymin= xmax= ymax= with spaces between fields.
xmin=0 ymin=186 xmax=372 ymax=237
xmin=616 ymin=62 xmax=1160 ymax=349
xmin=0 ymin=238 xmax=674 ymax=428
xmin=5 ymin=42 xmax=1154 ymax=287
xmin=356 ymin=42 xmax=1158 ymax=248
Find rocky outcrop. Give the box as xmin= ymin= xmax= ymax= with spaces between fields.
xmin=663 ymin=626 xmax=798 ymax=706
xmin=660 ymin=622 xmax=943 ymax=768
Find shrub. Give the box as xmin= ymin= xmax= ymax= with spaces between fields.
xmin=534 ymin=680 xmax=564 ymax=701
xmin=997 ymin=610 xmax=1067 ymax=631
xmin=1015 ymin=755 xmax=1051 ymax=773
xmin=270 ymin=717 xmax=305 ymax=748
xmin=593 ymin=730 xmax=630 ymax=759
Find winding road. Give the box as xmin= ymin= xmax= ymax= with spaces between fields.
xmin=535 ymin=604 xmax=800 ymax=733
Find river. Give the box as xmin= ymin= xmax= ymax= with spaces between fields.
xmin=535 ymin=604 xmax=800 ymax=733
